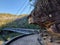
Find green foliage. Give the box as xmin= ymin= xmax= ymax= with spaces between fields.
xmin=0 ymin=13 xmax=40 ymax=41
xmin=0 ymin=32 xmax=21 ymax=41
xmin=0 ymin=13 xmax=40 ymax=29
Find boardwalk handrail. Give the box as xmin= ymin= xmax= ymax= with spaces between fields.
xmin=2 ymin=28 xmax=39 ymax=34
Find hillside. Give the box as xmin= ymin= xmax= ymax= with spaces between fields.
xmin=0 ymin=13 xmax=40 ymax=29
xmin=0 ymin=13 xmax=40 ymax=43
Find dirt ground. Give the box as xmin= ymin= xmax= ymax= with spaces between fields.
xmin=0 ymin=41 xmax=4 ymax=45
xmin=43 ymin=36 xmax=60 ymax=45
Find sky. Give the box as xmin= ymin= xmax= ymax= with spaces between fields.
xmin=0 ymin=0 xmax=34 ymax=15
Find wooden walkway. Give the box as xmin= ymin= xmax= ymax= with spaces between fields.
xmin=3 ymin=34 xmax=60 ymax=45
xmin=3 ymin=34 xmax=45 ymax=45
xmin=2 ymin=34 xmax=60 ymax=45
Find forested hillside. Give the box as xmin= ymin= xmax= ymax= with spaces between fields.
xmin=0 ymin=13 xmax=40 ymax=29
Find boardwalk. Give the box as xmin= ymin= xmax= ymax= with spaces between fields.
xmin=3 ymin=34 xmax=60 ymax=45
xmin=2 ymin=28 xmax=60 ymax=45
xmin=3 ymin=34 xmax=45 ymax=45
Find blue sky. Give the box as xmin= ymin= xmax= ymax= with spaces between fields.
xmin=0 ymin=0 xmax=34 ymax=15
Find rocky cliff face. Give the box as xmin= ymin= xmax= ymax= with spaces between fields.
xmin=28 ymin=0 xmax=60 ymax=34
xmin=34 ymin=0 xmax=60 ymax=14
